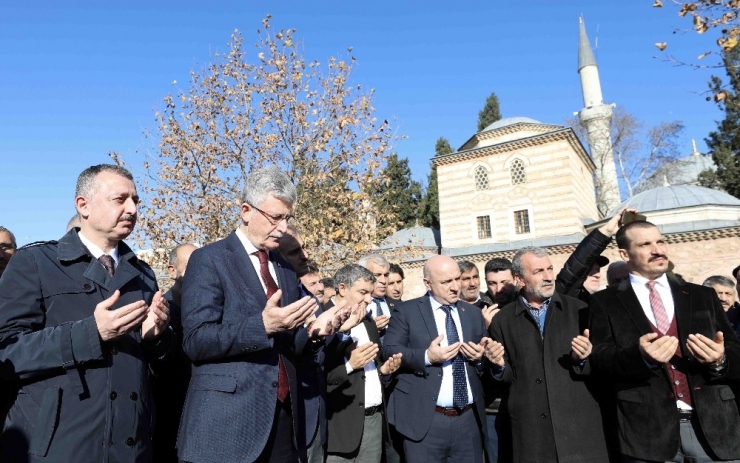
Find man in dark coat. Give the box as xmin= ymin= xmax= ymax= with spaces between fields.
xmin=487 ymin=246 xmax=609 ymax=463
xmin=0 ymin=164 xmax=172 ymax=463
xmin=589 ymin=221 xmax=740 ymax=462
xmin=383 ymin=255 xmax=489 ymax=463
xmin=324 ymin=264 xmax=402 ymax=462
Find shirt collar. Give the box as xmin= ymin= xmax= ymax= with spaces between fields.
xmin=235 ymin=228 xmax=259 ymax=256
xmin=629 ymin=272 xmax=670 ymax=289
xmin=77 ymin=231 xmax=119 ymax=265
xmin=521 ymin=295 xmax=551 ymax=312
xmin=428 ymin=293 xmax=457 ymax=312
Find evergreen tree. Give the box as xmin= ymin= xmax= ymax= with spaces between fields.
xmin=705 ymin=46 xmax=740 ymax=198
xmin=477 ymin=92 xmax=502 ymax=132
xmin=372 ymin=153 xmax=422 ymax=228
xmin=418 ymin=138 xmax=453 ymax=228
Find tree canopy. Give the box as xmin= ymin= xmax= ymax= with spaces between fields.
xmin=477 ymin=92 xmax=502 ymax=132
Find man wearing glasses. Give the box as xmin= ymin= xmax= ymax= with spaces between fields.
xmin=0 ymin=226 xmax=17 ymax=279
xmin=177 ymin=166 xmax=349 ymax=463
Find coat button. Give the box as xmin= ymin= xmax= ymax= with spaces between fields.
xmin=540 ymin=413 xmax=547 ymax=419
xmin=535 ymin=378 xmax=542 ymax=384
xmin=109 ymin=391 xmax=117 ymax=400
xmin=125 ymin=437 xmax=135 ymax=447
xmin=130 ymin=392 xmax=138 ymax=401
xmin=83 ymin=284 xmax=92 ymax=291
xmin=111 ymin=347 xmax=118 ymax=355
xmin=272 ymin=381 xmax=278 ymax=388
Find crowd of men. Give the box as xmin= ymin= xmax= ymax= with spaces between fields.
xmin=0 ymin=164 xmax=739 ymax=463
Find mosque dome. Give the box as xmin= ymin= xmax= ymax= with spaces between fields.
xmin=480 ymin=117 xmax=543 ymax=133
xmin=609 ymin=185 xmax=740 ymax=216
xmin=378 ymin=226 xmax=441 ymax=250
xmin=635 ymin=152 xmax=717 ymax=193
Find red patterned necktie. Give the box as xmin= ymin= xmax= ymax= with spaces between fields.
xmin=646 ymin=280 xmax=670 ymax=334
xmin=255 ymin=249 xmax=289 ymax=402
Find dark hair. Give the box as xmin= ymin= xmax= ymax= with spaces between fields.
xmin=615 ymin=221 xmax=657 ymax=249
xmin=0 ymin=226 xmax=16 ymax=249
xmin=484 ymin=258 xmax=512 ymax=274
xmin=389 ymin=263 xmax=404 ymax=279
xmin=76 ymin=164 xmax=134 ymax=198
xmin=320 ymin=277 xmax=335 ymax=290
xmin=457 ymin=260 xmax=477 ymax=274
xmin=334 ymin=264 xmax=376 ymax=288
xmin=733 ymin=264 xmax=740 ymax=280
xmin=305 ymin=263 xmax=320 ymax=275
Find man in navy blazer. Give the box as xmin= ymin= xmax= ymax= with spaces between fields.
xmin=383 ymin=255 xmax=490 ymax=463
xmin=177 ymin=166 xmax=348 ymax=463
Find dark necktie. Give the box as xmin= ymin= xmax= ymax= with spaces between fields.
xmin=255 ymin=250 xmax=289 ymax=402
xmin=98 ymin=254 xmax=115 ymax=277
xmin=373 ymin=297 xmax=384 ymax=317
xmin=439 ymin=304 xmax=467 ymax=408
xmin=646 ymin=281 xmax=670 ymax=334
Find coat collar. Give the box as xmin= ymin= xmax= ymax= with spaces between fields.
xmin=514 ymin=290 xmax=563 ymax=316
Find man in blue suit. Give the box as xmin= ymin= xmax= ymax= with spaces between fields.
xmin=177 ymin=166 xmax=347 ymax=463
xmin=383 ymin=255 xmax=490 ymax=463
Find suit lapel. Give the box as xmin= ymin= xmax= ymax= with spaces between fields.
xmin=418 ymin=297 xmax=438 ymax=340
xmin=458 ymin=302 xmax=473 ymax=343
xmin=618 ymin=284 xmax=653 ymax=335
xmin=671 ymin=279 xmax=692 ymax=345
xmin=224 ymin=232 xmax=267 ymax=307
xmin=270 ymin=250 xmax=291 ymax=307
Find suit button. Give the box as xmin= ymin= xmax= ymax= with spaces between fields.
xmin=438 ymin=372 xmax=442 ymax=377
xmin=125 ymin=437 xmax=135 ymax=447
xmin=109 ymin=391 xmax=117 ymax=400
xmin=362 ymin=375 xmax=366 ymax=380
xmin=668 ymin=393 xmax=675 ymax=399
xmin=359 ymin=402 xmax=363 ymax=406
xmin=111 ymin=347 xmax=118 ymax=355
xmin=272 ymin=381 xmax=278 ymax=388
xmin=130 ymin=392 xmax=138 ymax=401
xmin=540 ymin=413 xmax=547 ymax=419
xmin=432 ymin=396 xmax=437 ymax=401
xmin=535 ymin=378 xmax=542 ymax=384
xmin=83 ymin=284 xmax=92 ymax=291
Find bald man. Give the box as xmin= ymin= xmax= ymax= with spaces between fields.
xmin=383 ymin=255 xmax=490 ymax=463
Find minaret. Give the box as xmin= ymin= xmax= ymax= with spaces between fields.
xmin=577 ymin=17 xmax=621 ymax=216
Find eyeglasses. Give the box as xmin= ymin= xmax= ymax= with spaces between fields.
xmin=250 ymin=204 xmax=294 ymax=226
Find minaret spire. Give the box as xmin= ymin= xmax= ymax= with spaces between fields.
xmin=577 ymin=17 xmax=621 ymax=216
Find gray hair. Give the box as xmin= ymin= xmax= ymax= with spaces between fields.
xmin=703 ymin=275 xmax=736 ymax=289
xmin=0 ymin=226 xmax=17 ymax=249
xmin=241 ymin=165 xmax=297 ymax=207
xmin=75 ymin=164 xmax=134 ymax=198
xmin=511 ymin=246 xmax=549 ymax=277
xmin=334 ymin=264 xmax=376 ymax=288
xmin=458 ymin=260 xmax=477 ymax=274
xmin=358 ymin=253 xmax=389 ymax=270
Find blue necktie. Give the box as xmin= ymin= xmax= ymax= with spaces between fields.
xmin=373 ymin=297 xmax=384 ymax=317
xmin=440 ymin=305 xmax=467 ymax=408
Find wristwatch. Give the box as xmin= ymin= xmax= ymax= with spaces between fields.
xmin=709 ymin=354 xmax=727 ymax=372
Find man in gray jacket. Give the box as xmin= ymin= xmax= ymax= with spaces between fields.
xmin=0 ymin=164 xmax=172 ymax=463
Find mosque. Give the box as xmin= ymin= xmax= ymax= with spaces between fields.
xmin=384 ymin=18 xmax=740 ymax=299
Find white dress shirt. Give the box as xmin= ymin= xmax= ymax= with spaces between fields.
xmin=372 ymin=297 xmax=391 ymax=318
xmin=235 ymin=228 xmax=279 ymax=293
xmin=424 ymin=294 xmax=473 ymax=407
xmin=342 ymin=312 xmax=383 ymax=408
xmin=78 ymin=231 xmax=119 ymax=269
xmin=629 ymin=273 xmax=690 ymax=410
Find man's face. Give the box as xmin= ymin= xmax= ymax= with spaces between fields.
xmin=279 ymin=231 xmax=309 ymax=276
xmin=76 ymin=171 xmax=138 ymax=245
xmin=607 ymin=262 xmax=630 ymax=287
xmin=582 ymin=263 xmax=602 ymax=294
xmin=339 ymin=278 xmax=374 ymax=312
xmin=710 ymin=284 xmax=737 ymax=311
xmin=0 ymin=231 xmax=16 ymax=277
xmin=241 ymin=194 xmax=292 ymax=251
xmin=424 ymin=257 xmax=461 ymax=306
xmin=301 ymin=273 xmax=323 ymax=297
xmin=459 ymin=267 xmax=481 ymax=302
xmin=387 ymin=272 xmax=404 ymax=300
xmin=167 ymin=244 xmax=197 ymax=282
xmin=366 ymin=261 xmax=389 ymax=298
xmin=485 ymin=270 xmax=516 ymax=305
xmin=515 ymin=253 xmax=555 ymax=304
xmin=619 ymin=226 xmax=669 ymax=280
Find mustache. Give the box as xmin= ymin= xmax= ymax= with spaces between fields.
xmin=269 ymin=232 xmax=284 ymax=239
xmin=119 ymin=215 xmax=136 ymax=222
xmin=540 ymin=281 xmax=554 ymax=287
xmin=649 ymin=254 xmax=668 ymax=262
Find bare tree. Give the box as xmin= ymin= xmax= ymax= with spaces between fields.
xmin=568 ymin=106 xmax=685 ymax=199
xmin=113 ymin=16 xmax=402 ymax=271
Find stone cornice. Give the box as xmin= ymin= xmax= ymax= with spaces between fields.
xmin=434 ymin=127 xmax=595 ymax=172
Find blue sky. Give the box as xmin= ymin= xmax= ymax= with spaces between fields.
xmin=0 ymin=1 xmax=726 ymax=246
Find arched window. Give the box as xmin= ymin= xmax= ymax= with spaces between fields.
xmin=474 ymin=166 xmax=489 ymax=190
xmin=510 ymin=159 xmax=527 ymax=185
